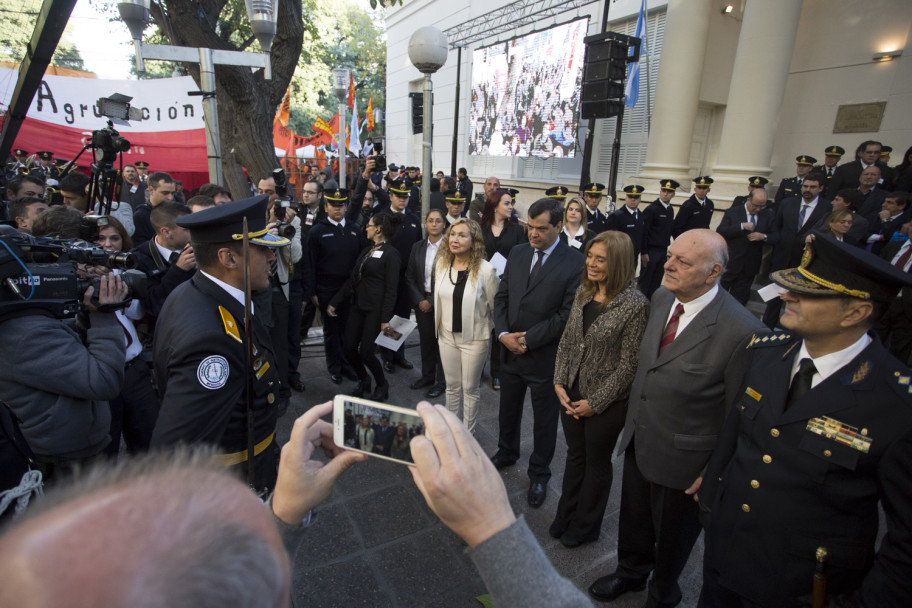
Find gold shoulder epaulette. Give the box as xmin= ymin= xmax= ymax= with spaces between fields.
xmin=219 ymin=305 xmax=243 ymax=344
xmin=748 ymin=331 xmax=791 ymax=348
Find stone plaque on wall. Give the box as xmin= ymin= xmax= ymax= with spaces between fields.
xmin=833 ymin=102 xmax=886 ymax=134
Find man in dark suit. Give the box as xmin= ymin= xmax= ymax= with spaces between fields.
xmin=605 ymin=184 xmax=647 ymax=264
xmin=717 ymin=188 xmax=776 ymax=305
xmin=826 ymin=139 xmax=893 ymax=199
xmin=639 ymin=179 xmax=678 ymax=298
xmin=491 ymin=198 xmax=583 ymax=507
xmin=405 ymin=212 xmax=446 ymax=398
xmin=588 ymin=229 xmax=764 ymax=607
xmin=855 ymin=165 xmax=891 ymax=223
xmin=865 ymin=191 xmax=910 ymax=255
xmin=762 ymin=173 xmax=832 ymax=329
xmin=582 ymin=182 xmax=609 ymax=234
xmin=699 ymin=233 xmax=912 ymax=607
xmin=877 ymin=229 xmax=912 ymax=364
xmin=672 ymin=176 xmax=714 ymax=238
xmin=774 ymin=155 xmax=816 ymax=205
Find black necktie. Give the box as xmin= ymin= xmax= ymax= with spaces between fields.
xmin=169 ymin=251 xmax=180 ymax=266
xmin=528 ymin=249 xmax=543 ymax=287
xmin=786 ymin=358 xmax=817 ymax=409
xmin=749 ymin=214 xmax=756 ymax=225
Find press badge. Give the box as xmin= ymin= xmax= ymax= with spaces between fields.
xmin=372 ymin=250 xmax=384 ymax=258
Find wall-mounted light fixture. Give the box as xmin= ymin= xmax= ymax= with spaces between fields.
xmin=873 ymin=50 xmax=902 ymax=62
xmin=722 ymin=4 xmax=734 ymax=14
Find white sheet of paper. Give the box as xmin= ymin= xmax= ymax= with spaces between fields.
xmin=374 ymin=315 xmax=418 ymax=350
xmin=490 ymin=252 xmax=507 ymax=276
xmin=757 ymin=282 xmax=786 ymax=302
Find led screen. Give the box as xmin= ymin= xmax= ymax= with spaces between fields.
xmin=469 ymin=18 xmax=587 ymax=158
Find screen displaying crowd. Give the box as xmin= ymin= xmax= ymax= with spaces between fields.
xmin=469 ymin=18 xmax=586 ymax=159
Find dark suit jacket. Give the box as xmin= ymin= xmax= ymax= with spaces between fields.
xmin=856 ymin=187 xmax=890 ymax=223
xmin=881 ymin=240 xmax=912 ymax=320
xmin=493 ymin=241 xmax=583 ymax=372
xmin=867 ymin=210 xmax=909 ymax=255
xmin=330 ymin=242 xmax=400 ymax=321
xmin=716 ymin=204 xmax=777 ymax=278
xmin=131 ymin=238 xmax=195 ymax=321
xmin=814 ymin=211 xmax=869 ymax=247
xmin=827 ymin=159 xmax=894 ymax=199
xmin=672 ymin=195 xmax=714 ymax=238
xmin=617 ymin=286 xmax=764 ymax=489
xmin=406 ymin=237 xmax=438 ymax=307
xmin=701 ymin=334 xmax=912 ymax=606
xmin=769 ymin=196 xmax=833 ymax=270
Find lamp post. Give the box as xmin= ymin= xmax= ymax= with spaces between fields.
xmin=117 ymin=0 xmax=278 ymax=186
xmin=408 ymin=27 xmax=448 ymax=221
xmin=331 ymin=68 xmax=350 ymax=188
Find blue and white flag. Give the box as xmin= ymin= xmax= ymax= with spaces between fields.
xmin=625 ymin=0 xmax=647 ymax=108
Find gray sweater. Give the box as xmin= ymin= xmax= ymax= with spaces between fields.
xmin=0 ymin=312 xmax=124 ymax=459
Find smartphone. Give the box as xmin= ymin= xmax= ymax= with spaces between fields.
xmin=383 ymin=326 xmax=403 ymax=341
xmin=333 ymin=395 xmax=425 ymax=465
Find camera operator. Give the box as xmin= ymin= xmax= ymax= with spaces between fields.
xmin=0 ymin=221 xmax=128 ymax=481
xmin=257 ymin=173 xmax=303 ymax=408
xmin=59 ymin=171 xmax=135 ymax=237
xmin=8 ymin=196 xmax=48 ymax=233
xmin=130 ymin=202 xmax=195 ymax=337
xmin=347 ymin=155 xmax=391 ymax=229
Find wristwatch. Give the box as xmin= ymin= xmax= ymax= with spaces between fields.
xmin=519 ymin=336 xmax=528 ymax=350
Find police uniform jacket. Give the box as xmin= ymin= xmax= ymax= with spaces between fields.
xmin=151 ymin=272 xmax=281 ymax=491
xmin=305 ymin=217 xmax=368 ymax=305
xmin=605 ymin=206 xmax=646 ymax=257
xmin=329 ymin=242 xmax=400 ymax=321
xmin=390 ymin=210 xmax=422 ymax=279
xmin=585 ymin=207 xmax=608 ymax=234
xmin=30 ymin=164 xmax=60 ymax=185
xmin=775 ymin=177 xmax=803 ymax=205
xmin=642 ymin=199 xmax=675 ymax=251
xmin=672 ymin=194 xmax=714 ymax=238
xmin=701 ymin=333 xmax=912 ymax=606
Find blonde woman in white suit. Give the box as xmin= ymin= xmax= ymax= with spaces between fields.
xmin=433 ymin=218 xmax=500 ymax=433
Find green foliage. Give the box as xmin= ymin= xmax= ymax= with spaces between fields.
xmin=0 ymin=0 xmax=86 ymax=71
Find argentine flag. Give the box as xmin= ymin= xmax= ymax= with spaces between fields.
xmin=625 ymin=0 xmax=647 ymax=108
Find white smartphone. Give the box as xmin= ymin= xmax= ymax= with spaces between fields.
xmin=332 ymin=394 xmax=425 ymax=465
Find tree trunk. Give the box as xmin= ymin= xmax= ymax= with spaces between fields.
xmin=158 ymin=0 xmax=303 ymax=198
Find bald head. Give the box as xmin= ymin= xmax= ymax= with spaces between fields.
xmin=0 ymin=450 xmax=290 ymax=608
xmin=663 ymin=229 xmax=729 ymax=302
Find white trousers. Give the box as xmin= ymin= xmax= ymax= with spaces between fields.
xmin=437 ymin=327 xmax=490 ymax=433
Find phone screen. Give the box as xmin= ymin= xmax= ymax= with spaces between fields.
xmin=335 ymin=396 xmax=424 ymax=465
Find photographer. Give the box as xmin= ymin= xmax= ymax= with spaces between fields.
xmin=0 ymin=241 xmax=127 ymax=480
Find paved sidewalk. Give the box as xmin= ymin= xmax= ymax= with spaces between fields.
xmin=278 ymin=330 xmax=705 ymax=607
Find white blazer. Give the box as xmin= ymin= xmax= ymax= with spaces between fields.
xmin=433 ymin=258 xmax=500 ymax=343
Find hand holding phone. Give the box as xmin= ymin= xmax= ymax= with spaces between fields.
xmin=409 ymin=402 xmax=517 ymax=548
xmin=272 ymin=401 xmax=366 ymax=525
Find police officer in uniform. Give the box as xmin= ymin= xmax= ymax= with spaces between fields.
xmin=731 ymin=175 xmax=769 ymax=209
xmin=306 ymin=188 xmax=368 ymax=384
xmin=815 ymin=145 xmax=845 ymax=183
xmin=605 ymin=184 xmax=647 ymax=265
xmin=699 ymin=231 xmax=912 ymax=607
xmin=672 ymin=176 xmax=715 ymax=237
xmin=134 ymin=161 xmax=150 ymax=188
xmin=545 ymin=186 xmax=569 ymax=206
xmin=30 ymin=151 xmax=60 ymax=187
xmin=775 ymin=155 xmax=816 ymax=206
xmin=582 ymin=182 xmax=609 ymax=234
xmin=151 ymin=195 xmax=289 ymax=493
xmin=5 ymin=149 xmax=29 ymax=179
xmin=639 ymin=179 xmax=679 ymax=298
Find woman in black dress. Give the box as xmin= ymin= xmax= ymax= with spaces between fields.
xmin=328 ymin=212 xmax=403 ymax=401
xmin=479 ymin=188 xmax=527 ymax=390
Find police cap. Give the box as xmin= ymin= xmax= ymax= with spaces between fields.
xmin=177 ymin=194 xmax=290 ymax=247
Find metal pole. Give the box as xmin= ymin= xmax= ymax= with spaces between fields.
xmin=608 ymin=105 xmax=624 ymax=202
xmin=451 ymin=46 xmax=462 ymax=177
xmin=338 ymin=101 xmax=347 ymax=188
xmin=421 ymin=73 xmax=432 ymax=221
xmin=580 ymin=0 xmax=613 ymax=191
xmin=198 ymin=47 xmax=223 ymax=185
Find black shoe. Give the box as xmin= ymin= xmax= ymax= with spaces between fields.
xmin=425 ymin=386 xmax=444 ymax=399
xmin=492 ymin=377 xmax=500 ymax=390
xmin=330 ymin=374 xmax=343 ymax=385
xmin=490 ymin=453 xmax=517 ymax=470
xmin=341 ymin=369 xmax=359 ymax=382
xmin=410 ymin=378 xmax=434 ymax=390
xmin=548 ymin=521 xmax=567 ymax=539
xmin=560 ymin=533 xmax=598 ymax=549
xmin=588 ymin=574 xmax=647 ymax=603
xmin=288 ymin=378 xmax=306 ymax=392
xmin=370 ymin=381 xmax=389 ymax=401
xmin=528 ymin=481 xmax=547 ymax=508
xmin=395 ymin=358 xmax=414 ymax=370
xmin=351 ymin=378 xmax=371 ymax=398
xmin=383 ymin=361 xmax=395 ymax=374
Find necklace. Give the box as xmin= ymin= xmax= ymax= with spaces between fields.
xmin=448 ymin=261 xmax=468 ymax=285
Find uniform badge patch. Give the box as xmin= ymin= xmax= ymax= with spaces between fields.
xmin=198 ymin=355 xmax=229 ymax=390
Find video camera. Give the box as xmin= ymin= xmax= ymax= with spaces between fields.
xmin=371 ymin=142 xmax=387 ymax=174
xmin=0 ymin=225 xmax=146 ymax=319
xmin=271 ymin=167 xmax=296 ymax=238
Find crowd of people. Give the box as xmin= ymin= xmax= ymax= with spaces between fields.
xmin=1 ymin=137 xmax=911 ymax=607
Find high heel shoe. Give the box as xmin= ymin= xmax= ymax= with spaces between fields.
xmin=370 ymin=380 xmax=389 ymax=401
xmin=351 ymin=377 xmax=371 ymax=398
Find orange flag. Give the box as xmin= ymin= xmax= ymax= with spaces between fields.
xmin=276 ymin=88 xmax=290 ymax=126
xmin=365 ymin=94 xmax=375 ymax=131
xmin=347 ymin=74 xmax=355 ymax=108
xmin=314 ymin=116 xmax=335 ymax=138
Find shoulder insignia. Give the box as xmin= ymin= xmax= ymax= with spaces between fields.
xmin=895 ymin=371 xmax=912 ymax=394
xmin=748 ymin=331 xmax=791 ymax=349
xmin=850 ymin=361 xmax=871 ymax=385
xmin=219 ymin=305 xmax=243 ymax=344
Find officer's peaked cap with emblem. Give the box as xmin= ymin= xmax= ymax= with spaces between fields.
xmin=771 ymin=230 xmax=912 ymax=302
xmin=660 ymin=179 xmax=681 ymax=191
xmin=825 ymin=146 xmax=845 ymax=157
xmin=135 ymin=161 xmax=149 ymax=169
xmin=388 ymin=179 xmax=411 ymax=195
xmin=748 ymin=176 xmax=769 ymax=187
xmin=13 ymin=149 xmax=27 ymax=156
xmin=506 ymin=188 xmax=520 ymax=199
xmin=324 ymin=188 xmax=350 ymax=205
xmin=177 ymin=194 xmax=290 ymax=247
xmin=795 ymin=155 xmax=817 ymax=166
xmin=583 ymin=183 xmax=605 ymax=195
xmin=623 ymin=184 xmax=645 ymax=196
xmin=545 ymin=186 xmax=569 ymax=199
xmin=36 ymin=151 xmax=53 ymax=160
xmin=693 ymin=176 xmax=714 ymax=187
xmin=444 ymin=189 xmax=466 ymax=203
